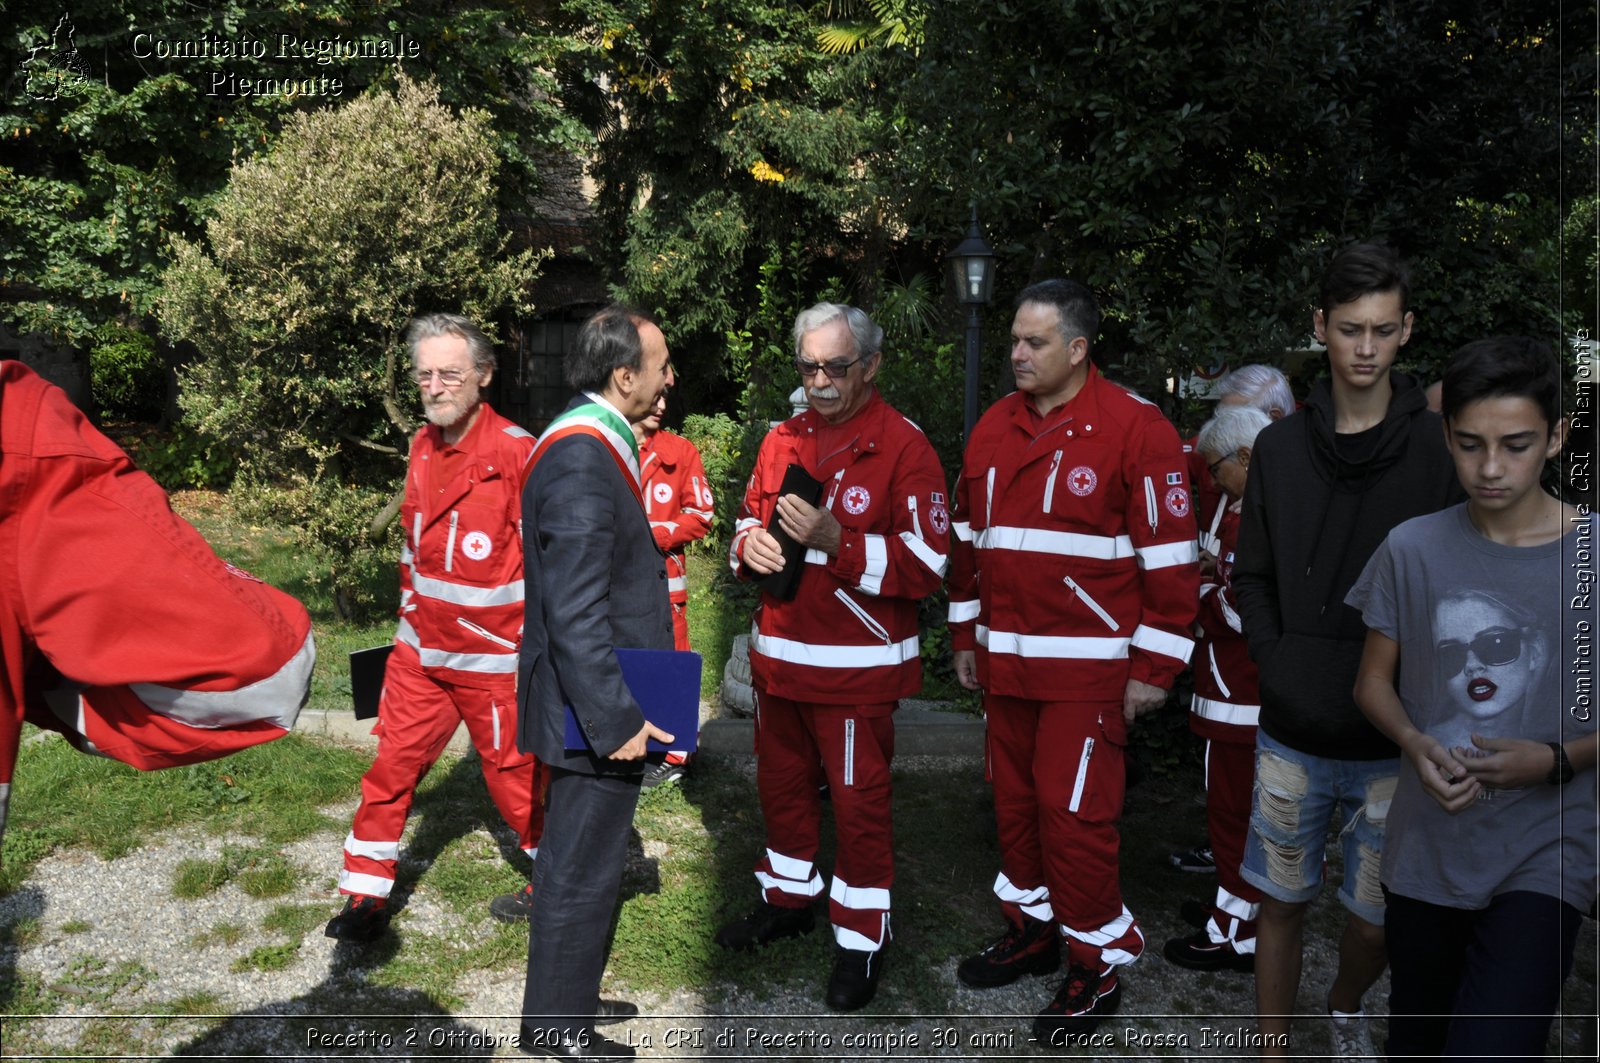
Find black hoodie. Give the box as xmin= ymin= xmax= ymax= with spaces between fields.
xmin=1233 ymin=371 xmax=1465 ymax=760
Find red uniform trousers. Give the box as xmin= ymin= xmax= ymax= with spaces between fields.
xmin=1202 ymin=736 xmax=1261 ymax=953
xmin=985 ymin=694 xmax=1145 ymax=972
xmin=752 ymin=690 xmax=895 ymax=952
xmin=340 ymin=642 xmax=545 ymax=899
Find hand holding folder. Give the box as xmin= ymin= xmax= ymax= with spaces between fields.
xmin=564 ymin=648 xmax=703 ymax=754
xmin=753 ymin=463 xmax=825 ymax=601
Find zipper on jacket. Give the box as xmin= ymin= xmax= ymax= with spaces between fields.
xmin=834 ymin=587 xmax=892 ymax=644
xmin=1068 ymin=737 xmax=1095 ymax=813
xmin=1208 ymin=643 xmax=1232 ymax=699
xmin=457 ymin=617 xmax=516 ymax=649
xmin=908 ymin=494 xmax=922 ymax=539
xmin=985 ymin=467 xmax=996 ymax=526
xmin=1043 ymin=450 xmax=1063 ymax=515
xmin=1062 ymin=575 xmax=1119 ymax=631
xmin=824 ymin=469 xmax=846 ymax=510
xmin=1143 ymin=476 xmax=1158 ymax=535
xmin=844 ymin=718 xmax=856 ymax=787
xmin=444 ymin=511 xmax=460 ymax=573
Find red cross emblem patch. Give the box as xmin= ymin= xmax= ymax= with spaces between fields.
xmin=1067 ymin=466 xmax=1098 ymax=497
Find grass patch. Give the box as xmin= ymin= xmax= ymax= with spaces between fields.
xmin=55 ymin=956 xmax=154 ymax=1005
xmin=230 ymin=941 xmax=300 ymax=973
xmin=58 ymin=918 xmax=92 ymax=934
xmin=169 ymin=845 xmax=300 ymax=900
xmin=191 ymin=922 xmax=246 ymax=948
xmin=172 ymin=855 xmax=233 ymax=898
xmin=261 ymin=903 xmax=328 ymax=939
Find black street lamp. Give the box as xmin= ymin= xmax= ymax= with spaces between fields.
xmin=945 ymin=208 xmax=996 ymax=441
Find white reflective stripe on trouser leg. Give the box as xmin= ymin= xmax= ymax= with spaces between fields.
xmin=835 ymin=913 xmax=891 ymax=953
xmin=338 ymin=870 xmax=395 ymax=897
xmin=993 ymin=871 xmax=1052 ymax=923
xmin=1061 ymin=904 xmax=1142 ymax=967
xmin=830 ymin=876 xmax=891 ymax=913
xmin=344 ymin=832 xmax=400 ymax=861
xmin=756 ymin=848 xmax=825 ymax=898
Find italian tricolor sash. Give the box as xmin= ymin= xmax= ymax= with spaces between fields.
xmin=523 ymin=401 xmax=643 ymax=506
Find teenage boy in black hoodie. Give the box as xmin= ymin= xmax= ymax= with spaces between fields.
xmin=1232 ymin=244 xmax=1463 ymax=1058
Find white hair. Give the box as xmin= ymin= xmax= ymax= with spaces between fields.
xmin=1215 ymin=364 xmax=1293 ymax=419
xmin=1197 ymin=404 xmax=1272 ymax=458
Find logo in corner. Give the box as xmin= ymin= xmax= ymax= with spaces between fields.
xmin=23 ymin=13 xmax=91 ymax=101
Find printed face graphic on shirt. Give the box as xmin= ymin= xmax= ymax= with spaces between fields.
xmin=1433 ymin=591 xmax=1545 ymax=735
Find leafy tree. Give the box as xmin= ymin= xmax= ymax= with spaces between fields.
xmin=159 ymin=75 xmax=543 ymax=617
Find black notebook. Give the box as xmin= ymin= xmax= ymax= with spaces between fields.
xmin=753 ymin=463 xmax=826 ymax=601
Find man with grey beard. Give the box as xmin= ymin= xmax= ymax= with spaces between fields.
xmin=325 ymin=313 xmax=546 ymax=942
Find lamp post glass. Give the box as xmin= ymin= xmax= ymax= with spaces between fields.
xmin=945 ymin=212 xmax=995 ymax=440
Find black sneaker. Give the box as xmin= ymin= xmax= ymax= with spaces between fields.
xmin=489 ymin=883 xmax=535 ymax=924
xmin=1162 ymin=929 xmax=1254 ymax=972
xmin=642 ymin=759 xmax=687 ymax=790
xmin=1031 ymin=965 xmax=1122 ymax=1044
xmin=324 ymin=894 xmax=390 ymax=942
xmin=1167 ymin=843 xmax=1215 ymax=873
xmin=713 ymin=901 xmax=815 ymax=950
xmin=956 ymin=917 xmax=1060 ymax=988
xmin=1179 ymin=898 xmax=1212 ymax=929
xmin=825 ymin=944 xmax=886 ymax=1011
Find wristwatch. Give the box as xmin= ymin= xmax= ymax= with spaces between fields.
xmin=1547 ymin=741 xmax=1575 ymax=786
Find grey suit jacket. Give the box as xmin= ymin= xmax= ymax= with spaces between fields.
xmin=517 ymin=394 xmax=673 ymax=774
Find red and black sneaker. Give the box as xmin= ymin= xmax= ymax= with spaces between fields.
xmin=1162 ymin=929 xmax=1254 ymax=972
xmin=956 ymin=917 xmax=1060 ymax=988
xmin=489 ymin=882 xmax=535 ymax=924
xmin=324 ymin=894 xmax=390 ymax=942
xmin=1032 ymin=964 xmax=1122 ymax=1045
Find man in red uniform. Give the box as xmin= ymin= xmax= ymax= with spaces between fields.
xmin=948 ymin=279 xmax=1199 ymax=1043
xmin=717 ymin=303 xmax=948 ymax=1011
xmin=1 ymin=360 xmax=314 ymax=850
xmin=1164 ymin=404 xmax=1272 ymax=972
xmin=326 ymin=314 xmax=545 ymax=941
xmin=633 ymin=391 xmax=714 ymax=787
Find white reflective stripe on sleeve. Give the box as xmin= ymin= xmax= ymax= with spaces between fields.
xmin=1130 ymin=624 xmax=1195 ymax=664
xmin=736 ymin=517 xmax=762 ymax=533
xmin=650 ymin=520 xmax=680 ymax=535
xmin=993 ymin=871 xmax=1053 ymax=922
xmin=400 ymin=546 xmax=414 ymax=566
xmin=829 ymin=875 xmax=890 ymax=911
xmin=1191 ymin=695 xmax=1259 ymax=727
xmin=856 ymin=534 xmax=889 ymax=595
xmin=1218 ymin=590 xmax=1244 ymax=633
xmin=338 ymin=870 xmax=395 ymax=897
xmin=976 ymin=626 xmax=1130 ymax=660
xmin=344 ymin=832 xmax=400 ymax=862
xmin=667 ymin=575 xmax=687 ymax=593
xmin=397 ymin=618 xmax=518 ymax=673
xmin=1067 ymin=737 xmax=1093 ymax=813
xmin=899 ymin=530 xmax=949 ymax=578
xmin=1207 ymin=644 xmax=1233 ymax=699
xmin=947 ymin=598 xmax=981 ymax=623
xmin=410 ymin=571 xmax=525 ymax=607
xmin=129 ymin=631 xmax=314 ymax=731
xmin=752 ymin=632 xmax=919 ymax=668
xmin=804 ymin=548 xmax=829 ymax=566
xmin=975 ymin=525 xmax=1136 ymax=560
xmin=682 ymin=507 xmax=714 ymax=519
xmin=952 ymin=520 xmax=973 ymax=543
xmin=1135 ymin=540 xmax=1200 ymax=570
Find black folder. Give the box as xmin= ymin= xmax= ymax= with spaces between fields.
xmin=753 ymin=463 xmax=825 ymax=601
xmin=564 ymin=648 xmax=703 ymax=753
xmin=349 ymin=644 xmax=394 ymax=720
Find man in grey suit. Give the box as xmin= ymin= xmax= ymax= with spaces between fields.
xmin=516 ymin=305 xmax=677 ymax=1061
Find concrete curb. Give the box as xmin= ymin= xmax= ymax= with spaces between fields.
xmin=295 ymin=702 xmax=983 ymax=758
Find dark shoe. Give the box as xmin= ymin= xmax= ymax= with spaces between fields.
xmin=957 ymin=917 xmax=1060 ymax=988
xmin=490 ymin=883 xmax=536 ymax=924
xmin=594 ymin=999 xmax=638 ymax=1026
xmin=825 ymin=943 xmax=886 ymax=1010
xmin=714 ymin=902 xmax=815 ymax=950
xmin=324 ymin=894 xmax=389 ymax=942
xmin=518 ymin=1026 xmax=634 ymax=1060
xmin=1162 ymin=930 xmax=1254 ymax=972
xmin=642 ymin=759 xmax=686 ymax=789
xmin=1167 ymin=842 xmax=1216 ymax=873
xmin=1179 ymin=898 xmax=1212 ymax=929
xmin=1031 ymin=965 xmax=1122 ymax=1044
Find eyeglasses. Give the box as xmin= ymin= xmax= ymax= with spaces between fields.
xmin=793 ymin=354 xmax=864 ymax=380
xmin=1207 ymin=454 xmax=1236 ymax=479
xmin=414 ymin=368 xmax=471 ymax=388
xmin=1437 ymin=627 xmax=1523 ymax=678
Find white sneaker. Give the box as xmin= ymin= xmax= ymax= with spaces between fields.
xmin=1328 ymin=997 xmax=1375 ymax=1059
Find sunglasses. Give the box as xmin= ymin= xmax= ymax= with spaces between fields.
xmin=1437 ymin=627 xmax=1523 ymax=678
xmin=793 ymin=354 xmax=864 ymax=380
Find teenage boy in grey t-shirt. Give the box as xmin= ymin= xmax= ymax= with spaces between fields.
xmin=1349 ymin=336 xmax=1598 ymax=1061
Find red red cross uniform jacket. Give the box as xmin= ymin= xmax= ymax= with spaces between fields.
xmin=0 ymin=361 xmax=313 ymax=848
xmin=340 ymin=403 xmax=544 ymax=900
xmin=947 ymin=368 xmax=1201 ymax=697
xmin=640 ymin=429 xmax=714 ymax=651
xmin=729 ymin=389 xmax=948 ymax=951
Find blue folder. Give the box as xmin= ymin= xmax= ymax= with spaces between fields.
xmin=563 ymin=647 xmax=703 ymax=754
